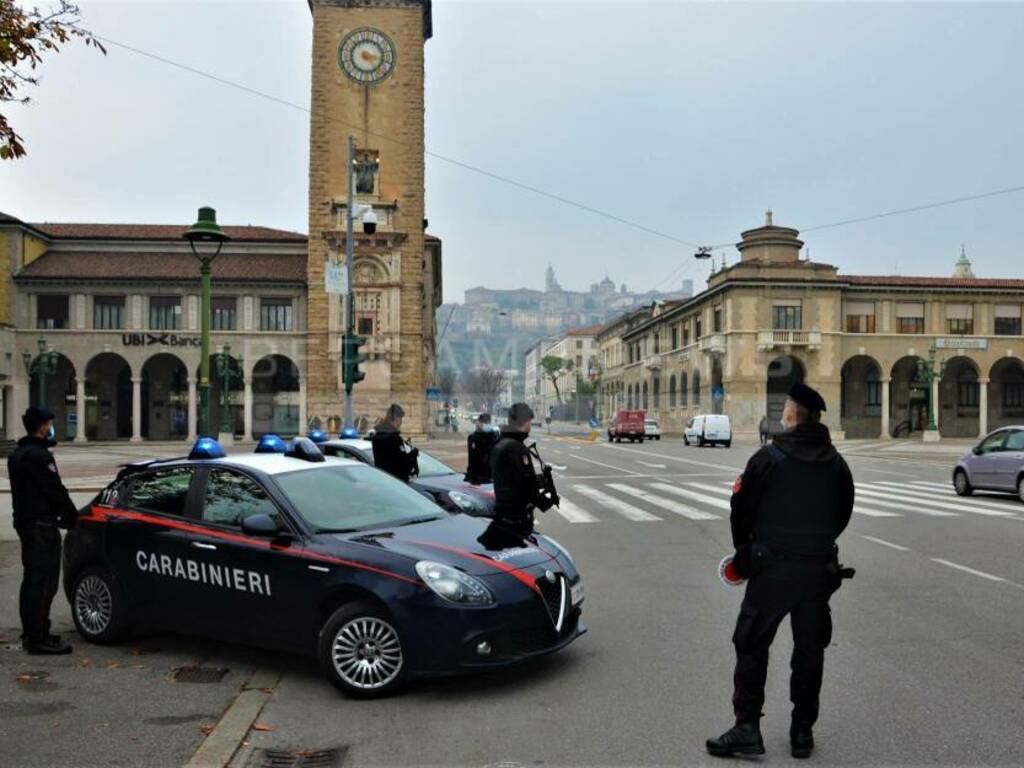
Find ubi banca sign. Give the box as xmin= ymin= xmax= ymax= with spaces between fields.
xmin=122 ymin=333 xmax=201 ymax=348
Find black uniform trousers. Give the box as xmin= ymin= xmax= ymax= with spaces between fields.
xmin=15 ymin=521 xmax=62 ymax=644
xmin=732 ymin=564 xmax=834 ymax=728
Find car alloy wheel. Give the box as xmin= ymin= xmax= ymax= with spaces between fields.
xmin=954 ymin=470 xmax=973 ymax=496
xmin=331 ymin=617 xmax=403 ymax=692
xmin=75 ymin=575 xmax=113 ymax=636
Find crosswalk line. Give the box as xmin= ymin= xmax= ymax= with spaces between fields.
xmin=688 ymin=482 xmax=734 ymax=497
xmin=852 ymin=487 xmax=958 ymax=516
xmin=872 ymin=481 xmax=1020 ymax=515
xmin=854 ymin=505 xmax=902 ymax=518
xmin=552 ymin=498 xmax=600 ymax=523
xmin=606 ymin=483 xmax=720 ymax=520
xmin=648 ymin=483 xmax=732 ymax=511
xmin=908 ymin=480 xmax=957 ymax=491
xmin=908 ymin=479 xmax=1023 ymax=504
xmin=858 ymin=483 xmax=1016 ymax=517
xmin=571 ymin=485 xmax=662 ymax=521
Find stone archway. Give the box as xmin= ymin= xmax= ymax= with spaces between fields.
xmin=841 ymin=355 xmax=883 ymax=438
xmin=142 ymin=354 xmax=188 ymax=440
xmin=28 ymin=353 xmax=76 ymax=442
xmin=989 ymin=357 xmax=1024 ymax=432
xmin=252 ymin=354 xmax=300 ymax=437
xmin=939 ymin=356 xmax=980 ymax=438
xmin=890 ymin=355 xmax=929 ymax=437
xmin=85 ymin=353 xmax=132 ymax=440
xmin=766 ymin=355 xmax=804 ymax=426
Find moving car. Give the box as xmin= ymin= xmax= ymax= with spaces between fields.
xmin=953 ymin=426 xmax=1024 ymax=502
xmin=683 ymin=414 xmax=732 ymax=448
xmin=608 ymin=409 xmax=646 ymax=443
xmin=320 ymin=438 xmax=495 ymax=516
xmin=644 ymin=419 xmax=661 ymax=441
xmin=63 ymin=437 xmax=585 ymax=697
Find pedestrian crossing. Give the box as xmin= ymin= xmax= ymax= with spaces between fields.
xmin=545 ymin=477 xmax=1024 ymax=524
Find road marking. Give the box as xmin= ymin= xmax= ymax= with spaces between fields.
xmin=571 ymin=485 xmax=662 ymax=521
xmin=931 ymin=558 xmax=1005 ymax=583
xmin=606 ymin=484 xmax=720 ymax=520
xmin=600 ymin=443 xmax=741 ymax=473
xmin=872 ymin=481 xmax=1020 ymax=514
xmin=688 ymin=482 xmax=733 ymax=497
xmin=552 ymin=497 xmax=600 ymax=523
xmin=568 ymin=445 xmax=581 ymax=451
xmin=648 ymin=482 xmax=732 ymax=511
xmin=860 ymin=534 xmax=911 ymax=551
xmin=636 ymin=461 xmax=668 ymax=469
xmin=854 ymin=506 xmax=903 ymax=518
xmin=858 ymin=483 xmax=1015 ymax=517
xmin=907 ymin=481 xmax=957 ymax=491
xmin=852 ymin=487 xmax=958 ymax=516
xmin=573 ymin=454 xmax=642 ymax=475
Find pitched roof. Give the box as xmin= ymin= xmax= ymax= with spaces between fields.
xmin=845 ymin=275 xmax=1024 ymax=289
xmin=16 ymin=251 xmax=307 ymax=283
xmin=565 ymin=324 xmax=604 ymax=337
xmin=27 ymin=222 xmax=307 ymax=243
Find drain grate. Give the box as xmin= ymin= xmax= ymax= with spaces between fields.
xmin=173 ymin=666 xmax=229 ymax=684
xmin=247 ymin=747 xmax=346 ymax=768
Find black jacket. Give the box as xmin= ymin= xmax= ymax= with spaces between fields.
xmin=490 ymin=429 xmax=553 ymax=521
xmin=370 ymin=425 xmax=418 ymax=483
xmin=730 ymin=422 xmax=854 ymax=556
xmin=465 ymin=429 xmax=499 ymax=484
xmin=7 ymin=436 xmax=78 ymax=529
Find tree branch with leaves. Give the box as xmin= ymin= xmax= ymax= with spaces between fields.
xmin=1 ymin=1 xmax=105 ymax=159
xmin=540 ymin=355 xmax=574 ymax=405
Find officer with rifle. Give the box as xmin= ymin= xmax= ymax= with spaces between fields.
xmin=369 ymin=404 xmax=419 ymax=483
xmin=707 ymin=384 xmax=855 ymax=760
xmin=489 ymin=403 xmax=559 ymax=535
xmin=465 ymin=413 xmax=499 ymax=484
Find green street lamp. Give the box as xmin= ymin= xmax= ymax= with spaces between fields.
xmin=915 ymin=343 xmax=948 ymax=433
xmin=23 ymin=337 xmax=59 ymax=408
xmin=183 ymin=207 xmax=230 ymax=438
xmin=216 ymin=344 xmax=242 ymax=437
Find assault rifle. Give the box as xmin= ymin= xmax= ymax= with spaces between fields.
xmin=527 ymin=442 xmax=560 ymax=510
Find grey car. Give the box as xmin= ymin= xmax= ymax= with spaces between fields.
xmin=953 ymin=426 xmax=1024 ymax=502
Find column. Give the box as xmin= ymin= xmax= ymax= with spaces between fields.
xmin=880 ymin=378 xmax=891 ymax=439
xmin=243 ymin=378 xmax=254 ymax=442
xmin=931 ymin=377 xmax=940 ymax=431
xmin=75 ymin=379 xmax=87 ymax=443
xmin=187 ymin=377 xmax=197 ymax=442
xmin=131 ymin=377 xmax=142 ymax=442
xmin=298 ymin=378 xmax=307 ymax=438
xmin=978 ymin=377 xmax=989 ymax=438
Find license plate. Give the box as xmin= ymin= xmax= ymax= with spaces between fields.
xmin=571 ymin=580 xmax=584 ymax=606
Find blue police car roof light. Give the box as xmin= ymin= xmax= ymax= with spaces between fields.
xmin=340 ymin=426 xmax=359 ymax=439
xmin=189 ymin=437 xmax=227 ymax=460
xmin=307 ymin=429 xmax=328 ymax=444
xmin=286 ymin=436 xmax=326 ymax=462
xmin=255 ymin=434 xmax=287 ymax=454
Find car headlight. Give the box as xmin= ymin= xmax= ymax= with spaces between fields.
xmin=415 ymin=561 xmax=494 ymax=605
xmin=541 ymin=535 xmax=577 ymax=569
xmin=448 ymin=490 xmax=485 ymax=513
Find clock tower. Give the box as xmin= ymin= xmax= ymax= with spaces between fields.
xmin=306 ymin=0 xmax=436 ymax=436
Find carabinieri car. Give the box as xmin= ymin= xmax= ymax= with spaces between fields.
xmin=63 ymin=437 xmax=585 ymax=697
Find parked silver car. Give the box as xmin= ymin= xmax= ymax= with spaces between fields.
xmin=953 ymin=426 xmax=1024 ymax=502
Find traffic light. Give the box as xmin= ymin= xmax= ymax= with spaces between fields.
xmin=342 ymin=332 xmax=368 ymax=391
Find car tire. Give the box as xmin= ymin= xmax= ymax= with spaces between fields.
xmin=953 ymin=469 xmax=973 ymax=497
xmin=683 ymin=436 xmax=689 ymax=446
xmin=1017 ymin=475 xmax=1024 ymax=504
xmin=724 ymin=440 xmax=732 ymax=448
xmin=71 ymin=566 xmax=130 ymax=644
xmin=318 ymin=601 xmax=406 ymax=698
xmin=698 ymin=436 xmax=705 ymax=447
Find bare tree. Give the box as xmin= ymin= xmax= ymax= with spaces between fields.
xmin=459 ymin=367 xmax=508 ymax=413
xmin=437 ymin=367 xmax=457 ymax=400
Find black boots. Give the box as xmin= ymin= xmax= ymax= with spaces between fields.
xmin=791 ymin=725 xmax=815 ymax=759
xmin=706 ymin=721 xmax=766 ymax=758
xmin=23 ymin=635 xmax=73 ymax=655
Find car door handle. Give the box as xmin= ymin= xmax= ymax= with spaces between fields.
xmin=308 ymin=565 xmax=330 ymax=573
xmin=190 ymin=542 xmax=217 ymax=551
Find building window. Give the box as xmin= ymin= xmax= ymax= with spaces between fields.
xmin=865 ymin=380 xmax=882 ymax=408
xmin=772 ymin=305 xmax=802 ymax=330
xmin=846 ymin=315 xmax=876 ymax=333
xmin=692 ymin=370 xmax=701 ymax=405
xmin=994 ymin=305 xmax=1022 ymax=336
xmin=947 ymin=318 xmax=974 ymax=335
xmin=37 ymin=294 xmax=69 ymax=329
xmin=1005 ymin=383 xmax=1024 ymax=409
xmin=211 ymin=297 xmax=236 ymax=331
xmin=357 ymin=316 xmax=374 ymax=336
xmin=93 ymin=296 xmax=125 ymax=330
xmin=694 ymin=316 xmax=702 ymax=340
xmin=149 ymin=296 xmax=182 ymax=330
xmin=713 ymin=307 xmax=723 ymax=333
xmin=669 ymin=375 xmax=677 ymax=408
xmin=576 ymin=339 xmax=583 ymax=350
xmin=670 ymin=327 xmax=678 ymax=350
xmin=260 ymin=299 xmax=293 ymax=331
xmin=958 ymin=381 xmax=979 ymax=407
xmin=679 ymin=372 xmax=688 ymax=407
xmin=897 ymin=317 xmax=925 ymax=334
xmin=653 ymin=333 xmax=660 ymax=354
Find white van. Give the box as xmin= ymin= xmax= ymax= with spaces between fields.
xmin=683 ymin=414 xmax=732 ymax=448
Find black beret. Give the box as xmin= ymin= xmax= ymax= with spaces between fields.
xmin=788 ymin=383 xmax=827 ymax=413
xmin=22 ymin=406 xmax=55 ymax=433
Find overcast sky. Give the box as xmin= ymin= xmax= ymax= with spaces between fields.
xmin=2 ymin=1 xmax=1022 ymax=302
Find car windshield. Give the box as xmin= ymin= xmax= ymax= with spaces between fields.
xmin=415 ymin=449 xmax=457 ymax=478
xmin=275 ymin=464 xmax=445 ymax=532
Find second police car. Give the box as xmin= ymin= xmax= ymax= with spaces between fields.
xmin=63 ymin=436 xmax=585 ymax=697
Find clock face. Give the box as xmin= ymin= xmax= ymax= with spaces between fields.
xmin=338 ymin=28 xmax=396 ymax=85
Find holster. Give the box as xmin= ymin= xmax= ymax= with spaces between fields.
xmin=732 ymin=542 xmax=773 ymax=579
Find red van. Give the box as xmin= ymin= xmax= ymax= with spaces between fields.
xmin=608 ymin=410 xmax=646 ymax=443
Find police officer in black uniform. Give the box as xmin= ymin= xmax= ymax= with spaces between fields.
xmin=369 ymin=404 xmax=419 ymax=483
xmin=465 ymin=413 xmax=499 ymax=485
xmin=489 ymin=403 xmax=557 ymax=535
xmin=8 ymin=407 xmax=78 ymax=655
xmin=707 ymin=384 xmax=855 ymax=760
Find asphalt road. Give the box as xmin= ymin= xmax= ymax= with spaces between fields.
xmin=2 ymin=435 xmax=1023 ymax=767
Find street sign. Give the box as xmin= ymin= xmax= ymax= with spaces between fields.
xmin=935 ymin=337 xmax=988 ymax=350
xmin=426 ymin=387 xmax=442 ymax=402
xmin=324 ymin=261 xmax=348 ymax=295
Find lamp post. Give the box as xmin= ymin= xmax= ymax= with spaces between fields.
xmin=915 ymin=343 xmax=947 ymax=438
xmin=216 ymin=344 xmax=242 ymax=440
xmin=23 ymin=337 xmax=59 ymax=408
xmin=183 ymin=207 xmax=230 ymax=438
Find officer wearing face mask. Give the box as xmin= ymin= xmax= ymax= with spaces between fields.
xmin=8 ymin=407 xmax=79 ymax=654
xmin=465 ymin=413 xmax=498 ymax=485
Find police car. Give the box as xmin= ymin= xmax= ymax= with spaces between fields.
xmin=62 ymin=437 xmax=584 ymax=697
xmin=319 ymin=437 xmax=496 ymax=516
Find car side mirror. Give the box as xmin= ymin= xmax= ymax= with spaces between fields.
xmin=972 ymin=446 xmax=983 ymax=455
xmin=242 ymin=513 xmax=282 ymax=537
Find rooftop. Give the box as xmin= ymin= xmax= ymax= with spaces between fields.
xmin=16 ymin=251 xmax=307 ymax=283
